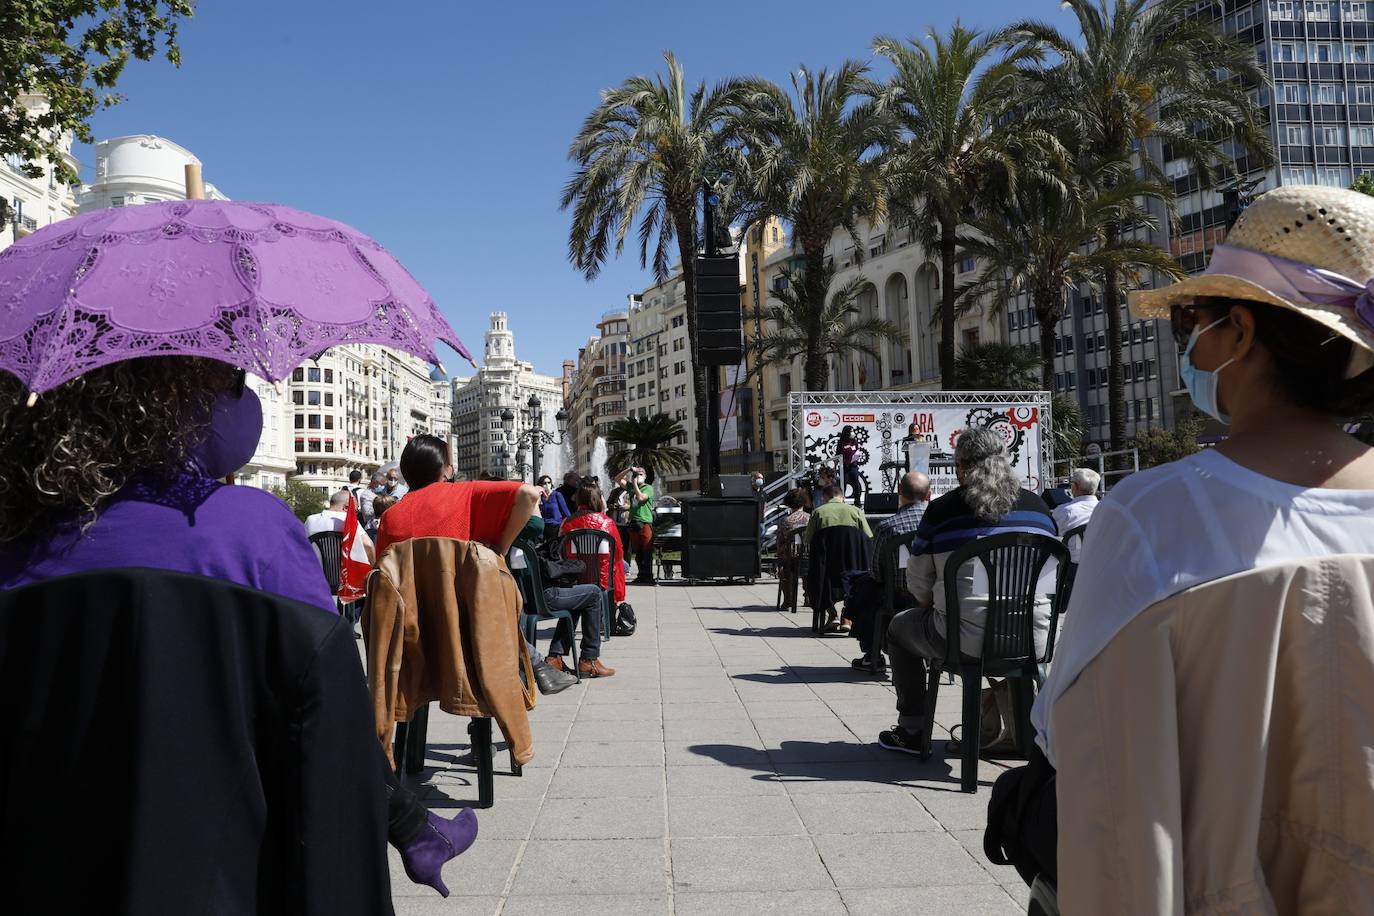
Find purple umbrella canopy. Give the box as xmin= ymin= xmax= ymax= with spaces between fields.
xmin=0 ymin=200 xmax=474 ymax=397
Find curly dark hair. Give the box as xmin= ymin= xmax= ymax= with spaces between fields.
xmin=0 ymin=357 xmax=241 ymax=545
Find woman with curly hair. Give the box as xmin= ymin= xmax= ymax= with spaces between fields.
xmin=0 ymin=356 xmax=476 ymax=906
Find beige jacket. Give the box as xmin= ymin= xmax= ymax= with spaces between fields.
xmin=1053 ymin=556 xmax=1374 ymax=915
xmin=364 ymin=537 xmax=536 ymax=767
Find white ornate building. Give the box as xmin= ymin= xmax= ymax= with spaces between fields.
xmin=451 ymin=313 xmax=564 ymax=481
xmin=0 ymin=95 xmax=78 ymax=253
xmin=76 ymin=134 xmax=227 ymax=210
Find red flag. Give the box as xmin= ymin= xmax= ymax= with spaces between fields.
xmin=339 ymin=492 xmax=370 ymax=603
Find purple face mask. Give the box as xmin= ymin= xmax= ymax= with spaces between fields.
xmin=186 ymin=385 xmax=263 ymax=479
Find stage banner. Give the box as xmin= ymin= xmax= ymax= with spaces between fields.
xmin=719 ymin=364 xmax=745 ymax=453
xmin=794 ymin=396 xmax=1047 ymax=500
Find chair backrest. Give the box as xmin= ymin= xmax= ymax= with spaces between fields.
xmin=1061 ymin=523 xmax=1089 ymax=562
xmin=878 ymin=529 xmax=921 ymax=615
xmin=808 ymin=525 xmax=871 ymax=603
xmin=940 ymin=532 xmax=1069 ymax=668
xmin=308 ymin=530 xmax=343 ymax=593
xmin=506 ymin=539 xmax=545 ymax=615
xmin=559 ymin=528 xmax=617 ymax=588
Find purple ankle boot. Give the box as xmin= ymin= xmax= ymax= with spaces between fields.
xmin=400 ymin=808 xmax=479 ymax=897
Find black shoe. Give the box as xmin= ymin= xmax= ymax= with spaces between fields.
xmin=878 ymin=725 xmax=923 ymax=756
xmin=851 ymin=655 xmax=886 ymax=674
xmin=534 ymin=663 xmax=578 ymax=695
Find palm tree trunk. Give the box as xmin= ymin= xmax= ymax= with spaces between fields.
xmin=673 ymin=207 xmax=709 ymax=491
xmin=1104 ymin=225 xmax=1126 ymax=456
xmin=1035 ymin=292 xmax=1058 ymax=393
xmin=802 ymin=240 xmax=830 ymax=391
xmin=939 ymin=219 xmax=958 ymax=389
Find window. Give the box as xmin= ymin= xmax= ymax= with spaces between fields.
xmin=307 ymin=438 xmax=322 ymax=453
xmin=671 ymin=315 xmax=685 ymax=328
xmin=1309 ymin=42 xmax=1334 ymax=62
xmin=292 ymin=367 xmax=304 ymax=382
xmin=1124 ymin=363 xmax=1135 ymax=382
xmin=1131 ymin=325 xmax=1143 ymax=344
xmin=1279 ymin=83 xmax=1308 ymax=104
xmin=1272 ymin=0 xmax=1297 ymax=17
xmin=307 ymin=367 xmax=321 ymax=382
xmin=1134 ymin=360 xmax=1144 ymax=380
xmin=1318 ymin=166 xmax=1353 ymax=186
xmin=324 ymin=369 xmax=333 ymax=383
xmin=324 ymin=392 xmax=334 ymax=407
xmin=307 ymin=414 xmax=321 ymax=429
xmin=1283 ymin=164 xmax=1318 ymax=183
xmin=1063 ymin=335 xmax=1075 ymax=354
xmin=1275 ymin=42 xmax=1305 ymax=62
xmin=1346 ymin=1 xmax=1370 ymax=18
xmin=324 ymin=440 xmax=334 ymax=453
xmin=1087 ymin=368 xmax=1098 ymax=387
xmin=1096 ymin=331 xmax=1106 ymax=351
xmin=1284 ymin=124 xmax=1311 ymax=145
xmin=1144 ymin=323 xmax=1155 ymax=342
xmin=293 ymin=415 xmax=304 ymax=429
xmin=1308 ymin=0 xmax=1333 ymax=18
xmin=1065 ymin=370 xmax=1076 ymax=389
xmin=1359 ymin=85 xmax=1374 ymax=105
xmin=1054 ymin=337 xmax=1063 ymax=355
xmin=1357 ymin=127 xmax=1374 ymax=146
xmin=292 ymin=390 xmax=304 ymax=405
xmin=1146 ymin=358 xmax=1158 ymax=379
xmin=1350 ymin=43 xmax=1371 ymax=63
xmin=957 ymin=256 xmax=976 ymax=274
xmin=307 ymin=390 xmax=321 ymax=406
xmin=1314 ymin=84 xmax=1344 ymax=104
xmin=1234 ymin=5 xmax=1255 ymax=28
xmin=1320 ymin=125 xmax=1346 ymax=145
xmin=324 ymin=416 xmax=334 ymax=430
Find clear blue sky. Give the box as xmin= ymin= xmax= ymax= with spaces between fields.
xmin=82 ymin=0 xmax=1044 ymax=379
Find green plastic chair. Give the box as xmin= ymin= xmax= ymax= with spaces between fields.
xmin=507 ymin=539 xmax=580 ymax=677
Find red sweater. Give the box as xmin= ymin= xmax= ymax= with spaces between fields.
xmin=560 ymin=511 xmax=626 ymax=603
xmin=376 ymin=481 xmax=522 ymax=558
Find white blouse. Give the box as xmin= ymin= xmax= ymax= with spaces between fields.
xmin=1033 ymin=448 xmax=1374 ymax=765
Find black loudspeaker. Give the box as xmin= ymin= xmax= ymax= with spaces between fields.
xmin=681 ymin=497 xmax=761 ymax=580
xmin=864 ymin=493 xmax=899 ymax=515
xmin=694 ymin=255 xmax=743 ymax=365
xmin=717 ymin=474 xmax=755 ymax=497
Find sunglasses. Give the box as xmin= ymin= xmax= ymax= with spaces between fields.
xmin=1169 ymin=304 xmax=1203 ymax=349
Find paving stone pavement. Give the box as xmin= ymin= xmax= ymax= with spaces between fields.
xmin=390 ymin=580 xmax=1029 ymax=915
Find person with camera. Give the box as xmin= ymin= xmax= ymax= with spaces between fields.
xmin=616 ymin=466 xmax=656 ymax=584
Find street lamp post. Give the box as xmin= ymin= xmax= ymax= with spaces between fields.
xmin=500 ymin=395 xmax=570 ymax=482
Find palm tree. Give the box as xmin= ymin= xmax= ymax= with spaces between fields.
xmin=951 ymin=341 xmax=1085 ymax=463
xmin=1007 ymin=0 xmax=1272 ymax=451
xmin=562 ymin=52 xmax=762 ymax=482
xmin=729 ymin=62 xmax=893 ymax=361
xmin=956 ymin=157 xmax=1183 ymax=391
xmin=605 ymin=413 xmax=691 ymax=485
xmin=747 ymin=261 xmax=903 ymax=391
xmin=951 ymin=342 xmax=1044 ymax=391
xmin=873 ymin=24 xmax=1056 ymax=388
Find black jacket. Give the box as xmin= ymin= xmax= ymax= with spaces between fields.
xmin=808 ymin=524 xmax=872 ymax=608
xmin=0 ymin=568 xmax=393 ymax=915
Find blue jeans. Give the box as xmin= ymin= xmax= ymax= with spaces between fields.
xmin=544 ymin=584 xmax=605 ymax=660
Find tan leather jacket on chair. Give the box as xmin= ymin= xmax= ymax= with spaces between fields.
xmin=364 ymin=537 xmax=535 ymax=767
xmin=1052 ymin=556 xmax=1374 ymax=915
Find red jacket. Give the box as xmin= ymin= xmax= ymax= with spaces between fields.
xmin=560 ymin=511 xmax=626 ymax=604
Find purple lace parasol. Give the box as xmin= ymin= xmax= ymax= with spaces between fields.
xmin=0 ymin=200 xmax=474 ymax=395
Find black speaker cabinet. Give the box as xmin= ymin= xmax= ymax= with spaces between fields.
xmin=864 ymin=492 xmax=899 ymax=515
xmin=680 ymin=497 xmax=761 ymax=580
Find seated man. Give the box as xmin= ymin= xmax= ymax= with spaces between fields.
xmin=877 ymin=428 xmax=1057 ymax=755
xmin=306 ymin=488 xmax=375 ymax=562
xmin=376 ymin=435 xmax=578 ymax=695
xmin=1051 ymin=467 xmax=1100 ymax=564
xmin=843 ymin=471 xmax=931 ymax=672
xmin=804 ymin=483 xmax=873 ymax=633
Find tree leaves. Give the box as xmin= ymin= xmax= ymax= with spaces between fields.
xmin=0 ymin=1 xmax=192 ymax=185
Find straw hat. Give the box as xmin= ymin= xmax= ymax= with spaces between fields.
xmin=1130 ymin=184 xmax=1374 ymax=375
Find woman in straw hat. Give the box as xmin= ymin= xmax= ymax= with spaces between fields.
xmin=990 ymin=186 xmax=1374 ymax=914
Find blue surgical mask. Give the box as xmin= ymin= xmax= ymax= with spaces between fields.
xmin=1178 ymin=316 xmax=1236 ymax=425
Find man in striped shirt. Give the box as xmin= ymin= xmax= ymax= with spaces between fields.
xmin=877 ymin=428 xmax=1058 ymax=755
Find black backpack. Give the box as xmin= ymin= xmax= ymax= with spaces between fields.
xmin=613 ymin=602 xmax=637 ymax=637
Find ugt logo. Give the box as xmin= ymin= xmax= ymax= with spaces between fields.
xmin=806 ymin=411 xmax=822 ymax=427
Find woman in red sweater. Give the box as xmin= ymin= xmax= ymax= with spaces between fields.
xmin=559 ymin=484 xmax=626 ymax=609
